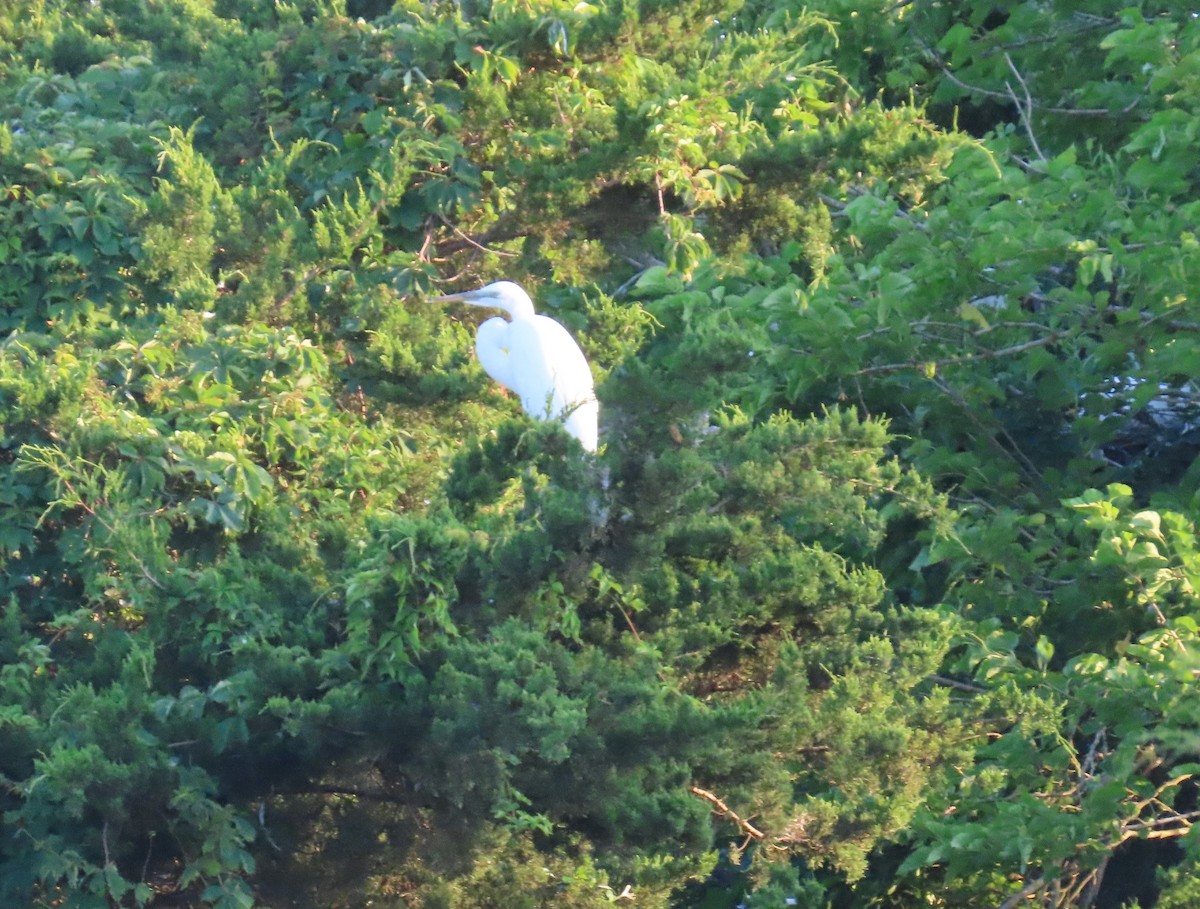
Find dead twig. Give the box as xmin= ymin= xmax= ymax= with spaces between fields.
xmin=690 ymin=786 xmax=765 ymax=840
xmin=1003 ymin=52 xmax=1047 ymax=162
xmin=931 ymin=674 xmax=988 ymax=694
xmin=437 ymin=214 xmax=518 ymax=257
xmin=997 ymin=876 xmax=1046 ymax=909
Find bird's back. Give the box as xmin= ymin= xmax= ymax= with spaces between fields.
xmin=509 ymin=315 xmax=598 ymax=451
xmin=562 ymin=394 xmax=599 ymax=453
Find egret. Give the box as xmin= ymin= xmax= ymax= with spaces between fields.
xmin=433 ymin=281 xmax=599 ymax=452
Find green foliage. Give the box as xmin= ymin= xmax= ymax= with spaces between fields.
xmin=2 ymin=1 xmax=1200 ymax=908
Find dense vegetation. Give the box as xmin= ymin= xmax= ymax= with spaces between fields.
xmin=1 ymin=1 xmax=1198 ymax=907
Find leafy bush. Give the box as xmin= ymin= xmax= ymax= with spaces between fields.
xmin=2 ymin=2 xmax=1199 ymax=908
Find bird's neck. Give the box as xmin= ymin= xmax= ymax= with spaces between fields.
xmin=506 ymin=297 xmax=536 ymax=320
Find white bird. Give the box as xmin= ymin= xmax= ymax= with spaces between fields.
xmin=433 ymin=281 xmax=599 ymax=452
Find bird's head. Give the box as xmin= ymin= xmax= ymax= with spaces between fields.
xmin=431 ymin=280 xmax=535 ymax=320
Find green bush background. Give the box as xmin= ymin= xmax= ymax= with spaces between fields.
xmin=1 ymin=2 xmax=1198 ymax=907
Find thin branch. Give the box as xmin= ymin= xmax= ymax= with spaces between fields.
xmin=1069 ymin=860 xmax=1107 ymax=909
xmin=1123 ymin=772 xmax=1200 ymax=820
xmin=417 ymin=218 xmax=436 ymax=262
xmin=917 ymin=37 xmax=1148 ymax=117
xmin=854 ymin=319 xmax=1053 ymax=345
xmin=690 ymin=786 xmax=765 ymax=840
xmin=977 ymin=17 xmax=1116 ymax=58
xmin=1124 ymin=808 xmax=1200 ymax=832
xmin=258 ymin=800 xmax=283 ymax=853
xmin=1135 ymin=825 xmax=1200 ymax=841
xmin=57 ymin=474 xmax=167 ymax=591
xmin=928 ymin=374 xmax=1046 ymax=488
xmin=141 ymin=831 xmax=155 ymax=883
xmin=1114 ymin=811 xmax=1200 ymax=847
xmin=433 ymin=222 xmax=525 ymax=258
xmin=997 ymin=876 xmax=1046 ymax=909
xmin=931 ymin=674 xmax=989 ymax=694
xmin=1131 ymin=773 xmax=1195 ymax=816
xmin=1003 ymin=52 xmax=1046 ymax=162
xmin=613 ymin=601 xmax=642 ymax=641
xmin=437 ymin=214 xmax=518 ymax=258
xmin=852 ymin=331 xmax=1059 ymax=376
xmin=1076 ymin=728 xmax=1109 ymax=798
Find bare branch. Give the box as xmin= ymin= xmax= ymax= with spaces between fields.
xmin=1076 ymin=728 xmax=1109 ymax=798
xmin=997 ymin=876 xmax=1046 ymax=909
xmin=258 ymin=800 xmax=283 ymax=853
xmin=852 ymin=331 xmax=1059 ymax=376
xmin=690 ymin=786 xmax=765 ymax=840
xmin=437 ymin=214 xmax=518 ymax=258
xmin=931 ymin=674 xmax=989 ymax=694
xmin=917 ymin=37 xmax=1148 ymax=117
xmin=977 ymin=17 xmax=1117 ymax=59
xmin=1003 ymin=53 xmax=1046 ymax=162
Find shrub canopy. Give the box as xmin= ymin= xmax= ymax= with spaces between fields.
xmin=1 ymin=2 xmax=1199 ymax=908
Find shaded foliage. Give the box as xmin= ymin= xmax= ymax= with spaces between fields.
xmin=1 ymin=2 xmax=1199 ymax=908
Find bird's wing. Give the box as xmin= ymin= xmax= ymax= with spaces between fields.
xmin=474 ymin=317 xmax=517 ymax=390
xmin=561 ymin=395 xmax=600 ymax=452
xmin=508 ymin=316 xmax=596 ymax=420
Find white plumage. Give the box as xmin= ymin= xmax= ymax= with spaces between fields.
xmin=434 ymin=281 xmax=599 ymax=452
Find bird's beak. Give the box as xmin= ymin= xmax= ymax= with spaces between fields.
xmin=431 ymin=289 xmax=492 ymax=309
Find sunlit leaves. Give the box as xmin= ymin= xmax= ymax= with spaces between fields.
xmin=3 ymin=1 xmax=1200 ymax=908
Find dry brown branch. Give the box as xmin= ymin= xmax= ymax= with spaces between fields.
xmin=690 ymin=786 xmax=765 ymax=840
xmin=437 ymin=213 xmax=518 ymax=257
xmin=613 ymin=601 xmax=642 ymax=641
xmin=997 ymin=875 xmax=1046 ymax=909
